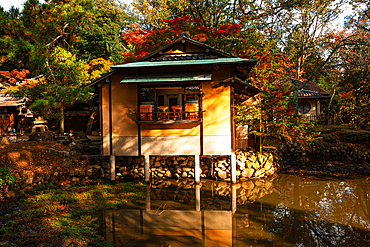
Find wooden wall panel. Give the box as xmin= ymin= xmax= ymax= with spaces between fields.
xmin=102 ymin=83 xmax=110 ymax=156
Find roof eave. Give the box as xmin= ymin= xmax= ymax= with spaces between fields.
xmin=298 ymin=95 xmax=331 ymax=99
xmin=111 ymin=58 xmax=258 ymax=69
xmin=223 ymin=76 xmax=261 ymax=96
xmin=85 ymin=70 xmax=118 ymax=87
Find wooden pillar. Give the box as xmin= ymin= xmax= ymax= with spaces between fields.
xmin=144 ymin=154 xmax=150 ymax=182
xmin=231 ymin=152 xmax=236 ymax=183
xmin=98 ymin=86 xmax=103 ymax=156
xmin=1 ymin=116 xmax=3 ymax=135
xmin=10 ymin=112 xmax=14 ymax=133
xmin=109 ymin=80 xmax=113 ymax=155
xmin=195 ymin=154 xmax=200 ymax=183
xmin=110 ymin=155 xmax=115 ymax=181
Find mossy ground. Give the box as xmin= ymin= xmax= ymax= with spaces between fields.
xmin=0 ymin=180 xmax=146 ymax=246
xmin=310 ymin=125 xmax=370 ymax=149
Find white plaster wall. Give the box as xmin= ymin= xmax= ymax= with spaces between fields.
xmin=112 ymin=136 xmax=139 ymax=156
xmin=112 ymin=135 xmax=232 ymax=156
xmin=203 ymin=136 xmax=232 ymax=155
xmin=141 ymin=136 xmax=201 ymax=155
xmin=299 ymin=99 xmax=319 ymax=117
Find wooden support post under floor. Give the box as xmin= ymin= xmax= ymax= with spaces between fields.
xmin=110 ymin=155 xmax=115 ymax=181
xmin=194 ymin=154 xmax=200 ymax=183
xmin=144 ymin=154 xmax=150 ymax=182
xmin=231 ymin=152 xmax=236 ymax=183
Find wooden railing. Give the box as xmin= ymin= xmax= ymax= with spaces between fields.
xmin=305 ymin=115 xmax=326 ymax=125
xmin=136 ymin=110 xmax=202 ymax=124
xmin=305 ymin=113 xmax=342 ymax=125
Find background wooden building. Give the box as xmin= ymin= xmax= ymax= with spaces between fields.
xmin=297 ymin=81 xmax=331 ymax=123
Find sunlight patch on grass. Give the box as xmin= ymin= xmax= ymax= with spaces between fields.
xmin=8 ymin=151 xmax=21 ymax=161
xmin=4 ymin=181 xmax=147 ymax=246
xmin=16 ymin=160 xmax=30 ymax=167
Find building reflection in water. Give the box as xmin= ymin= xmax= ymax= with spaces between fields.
xmin=103 ymin=175 xmax=370 ymax=246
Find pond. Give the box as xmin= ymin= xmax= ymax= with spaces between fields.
xmin=102 ymin=175 xmax=370 ymax=246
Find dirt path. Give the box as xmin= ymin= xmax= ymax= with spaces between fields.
xmin=0 ymin=139 xmax=93 ymax=178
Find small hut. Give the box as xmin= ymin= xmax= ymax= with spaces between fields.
xmin=0 ymin=94 xmax=31 ymax=135
xmin=91 ymin=34 xmax=260 ymax=182
xmin=297 ymin=81 xmax=330 ymax=122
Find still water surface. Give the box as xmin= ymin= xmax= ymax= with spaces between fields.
xmin=102 ymin=175 xmax=370 ymax=246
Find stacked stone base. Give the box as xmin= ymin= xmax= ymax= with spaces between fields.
xmin=112 ymin=150 xmax=276 ymax=181
xmin=13 ymin=149 xmax=276 ymax=190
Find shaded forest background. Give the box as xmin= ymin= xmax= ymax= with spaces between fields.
xmin=1 ymin=0 xmax=369 ymax=140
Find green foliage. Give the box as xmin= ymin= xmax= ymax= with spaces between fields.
xmin=132 ymin=0 xmax=189 ymax=28
xmin=85 ymin=57 xmax=115 ymax=81
xmin=319 ymin=134 xmax=337 ymax=143
xmin=2 ymin=46 xmax=99 ymax=133
xmin=2 ymin=0 xmax=368 ymax=143
xmin=282 ymin=0 xmax=344 ymax=78
xmin=0 ymin=167 xmax=19 ymax=189
xmin=1 ymin=56 xmax=113 ymax=134
xmin=0 ymin=167 xmax=19 ymax=198
xmin=0 ymin=0 xmax=123 ymax=134
xmin=338 ymin=130 xmax=370 ymax=145
xmin=45 ymin=48 xmax=92 ymax=106
xmin=0 ymin=0 xmax=95 ymax=75
xmin=323 ymin=5 xmax=370 ymax=130
xmin=339 ymin=67 xmax=370 ymax=130
xmin=75 ymin=0 xmax=133 ymax=64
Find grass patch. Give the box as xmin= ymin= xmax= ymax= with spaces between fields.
xmin=308 ymin=125 xmax=370 ymax=146
xmin=338 ymin=130 xmax=370 ymax=145
xmin=319 ymin=134 xmax=337 ymax=143
xmin=0 ymin=181 xmax=147 ymax=246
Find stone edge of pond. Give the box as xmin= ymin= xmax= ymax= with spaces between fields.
xmin=6 ymin=148 xmax=278 ymax=194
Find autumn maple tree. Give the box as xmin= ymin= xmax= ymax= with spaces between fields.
xmin=120 ymin=16 xmax=314 ymax=147
xmin=0 ymin=69 xmax=30 ymax=86
xmin=2 ymin=0 xmax=367 ymax=139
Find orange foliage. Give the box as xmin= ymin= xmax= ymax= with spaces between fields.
xmin=0 ymin=69 xmax=30 ymax=85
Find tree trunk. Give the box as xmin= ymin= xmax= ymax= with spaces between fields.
xmin=60 ymin=107 xmax=65 ymax=134
xmin=86 ymin=111 xmax=97 ymax=135
xmin=293 ymin=89 xmax=299 ymax=118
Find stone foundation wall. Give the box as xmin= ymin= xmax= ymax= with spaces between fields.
xmin=17 ymin=165 xmax=104 ymax=189
xmin=277 ymin=141 xmax=370 ymax=166
xmin=112 ymin=150 xmax=276 ymax=181
xmin=15 ymin=148 xmax=277 ymax=189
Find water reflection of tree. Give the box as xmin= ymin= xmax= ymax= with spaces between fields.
xmin=236 ymin=176 xmax=370 ymax=246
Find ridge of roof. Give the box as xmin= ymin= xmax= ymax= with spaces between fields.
xmin=111 ymin=57 xmax=257 ymax=69
xmin=297 ymin=80 xmax=330 ymax=96
xmin=134 ymin=35 xmax=235 ymax=62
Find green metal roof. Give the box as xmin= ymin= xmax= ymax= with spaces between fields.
xmin=112 ymin=57 xmax=257 ymax=69
xmin=121 ymin=72 xmax=212 ymax=83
